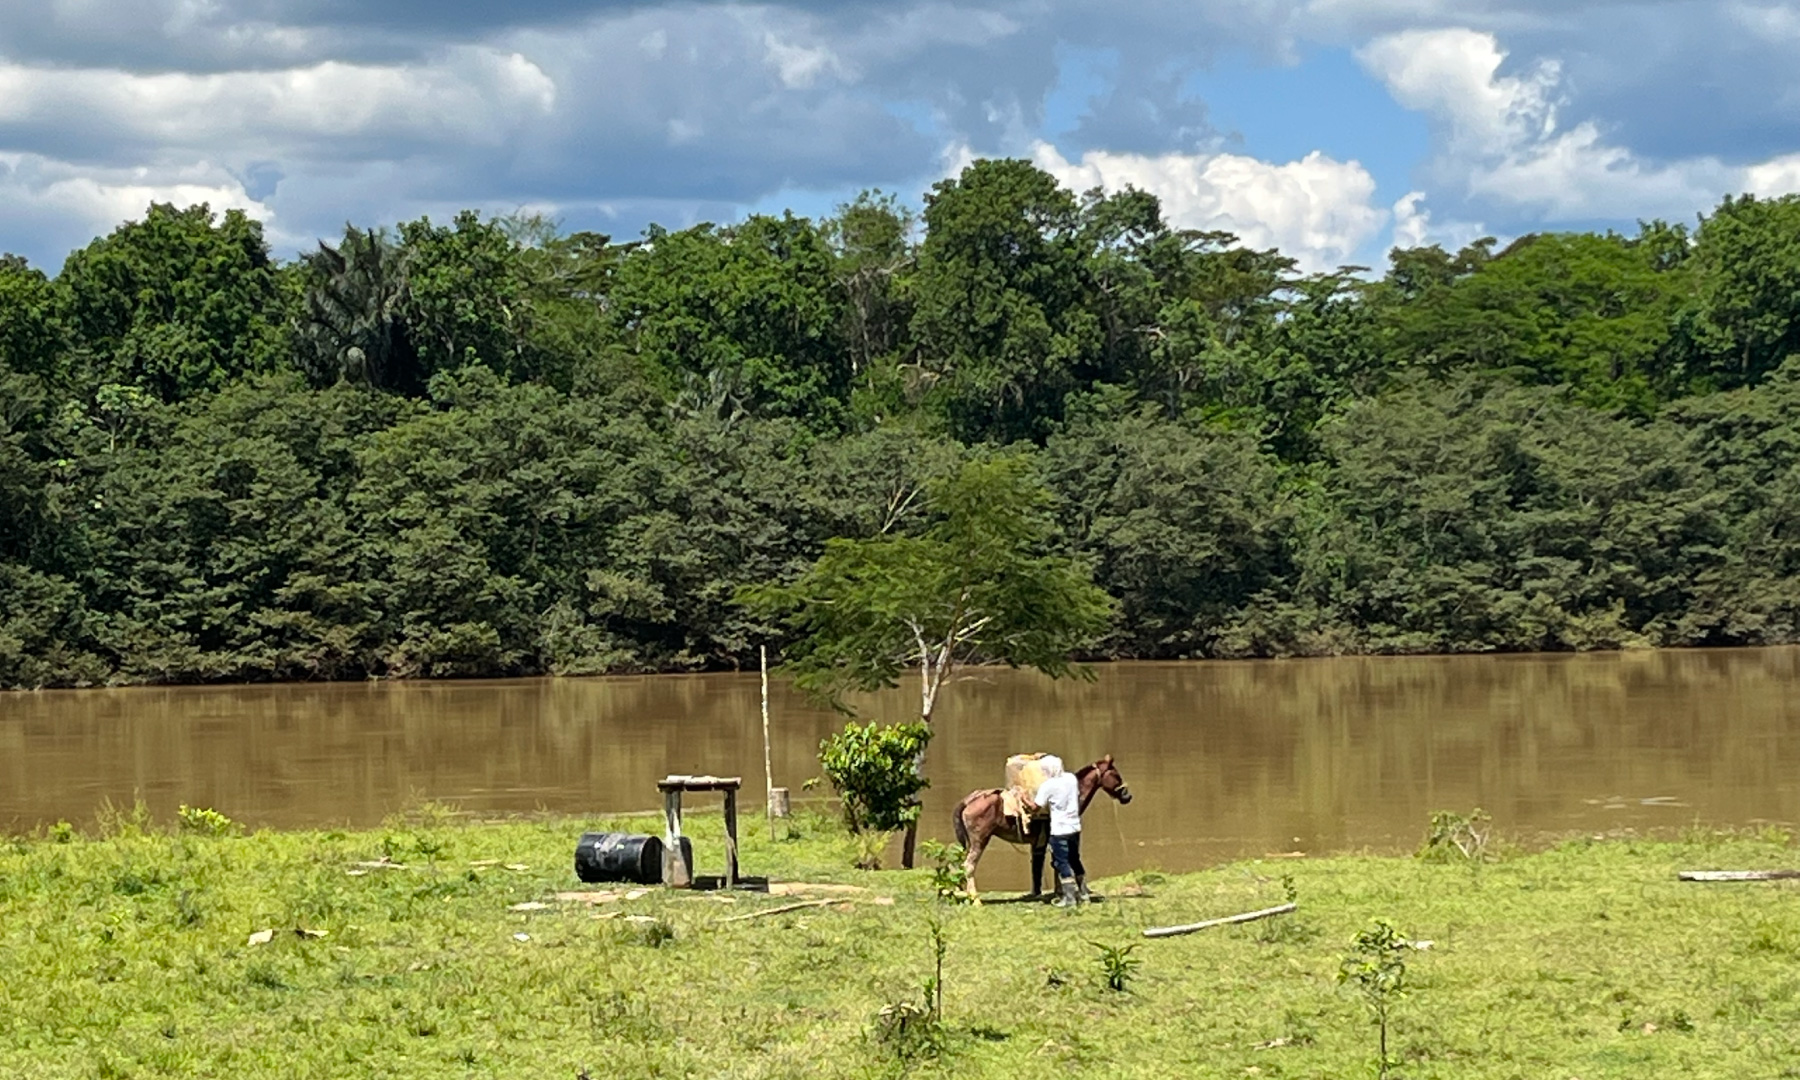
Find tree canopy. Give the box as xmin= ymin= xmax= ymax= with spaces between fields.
xmin=740 ymin=454 xmax=1115 ymax=723
xmin=4 ymin=173 xmax=1800 ymax=690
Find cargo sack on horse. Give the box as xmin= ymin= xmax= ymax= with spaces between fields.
xmin=1000 ymin=752 xmax=1060 ymax=836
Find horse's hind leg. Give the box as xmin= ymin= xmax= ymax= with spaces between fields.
xmin=961 ymin=829 xmax=987 ymax=904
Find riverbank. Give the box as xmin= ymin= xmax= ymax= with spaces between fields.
xmin=3 ymin=808 xmax=1797 ymax=1078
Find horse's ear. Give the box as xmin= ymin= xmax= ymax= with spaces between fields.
xmin=1101 ymin=754 xmax=1113 ymax=765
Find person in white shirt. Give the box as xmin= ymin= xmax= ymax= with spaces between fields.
xmin=1033 ymin=767 xmax=1085 ymax=907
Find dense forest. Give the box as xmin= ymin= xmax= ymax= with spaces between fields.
xmin=3 ymin=158 xmax=1800 ymax=689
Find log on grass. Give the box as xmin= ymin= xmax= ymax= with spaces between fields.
xmin=1678 ymin=870 xmax=1800 ymax=882
xmin=1143 ymin=902 xmax=1297 ymax=939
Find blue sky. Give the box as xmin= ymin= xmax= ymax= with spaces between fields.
xmin=2 ymin=0 xmax=1799 ymax=272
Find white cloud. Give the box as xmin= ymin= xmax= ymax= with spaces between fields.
xmin=1358 ymin=27 xmax=1800 ymax=221
xmin=0 ymin=153 xmax=273 ymax=259
xmin=1029 ymin=141 xmax=1386 ymax=271
xmin=1467 ymin=122 xmax=1729 ymax=219
xmin=1746 ymin=153 xmax=1800 ymax=195
xmin=1390 ymin=190 xmax=1487 ymax=250
xmin=1390 ymin=191 xmax=1430 ymax=248
xmin=0 ymin=47 xmax=555 ymax=158
xmin=1356 ymin=29 xmax=1557 ymax=159
xmin=762 ymin=33 xmax=849 ymax=89
xmin=940 ymin=140 xmax=981 ymax=178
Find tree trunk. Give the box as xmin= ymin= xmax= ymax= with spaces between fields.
xmin=903 ymin=639 xmax=943 ymax=871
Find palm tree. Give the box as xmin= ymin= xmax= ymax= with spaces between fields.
xmin=295 ymin=226 xmax=422 ymax=392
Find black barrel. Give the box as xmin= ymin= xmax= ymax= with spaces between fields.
xmin=574 ymin=832 xmax=690 ymax=885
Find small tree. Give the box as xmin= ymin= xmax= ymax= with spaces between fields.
xmin=1338 ymin=919 xmax=1410 ymax=1080
xmin=743 ymin=454 xmax=1114 ymax=865
xmin=819 ymin=721 xmax=933 ymax=836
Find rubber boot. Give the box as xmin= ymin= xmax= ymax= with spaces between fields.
xmin=1075 ymin=875 xmax=1092 ymax=904
xmin=1052 ymin=877 xmax=1079 ymax=908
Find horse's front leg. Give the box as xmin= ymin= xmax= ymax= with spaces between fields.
xmin=1029 ymin=839 xmax=1047 ymax=898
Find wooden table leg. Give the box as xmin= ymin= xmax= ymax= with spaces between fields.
xmin=722 ymin=789 xmax=739 ymax=889
xmin=663 ymin=790 xmax=690 ymax=888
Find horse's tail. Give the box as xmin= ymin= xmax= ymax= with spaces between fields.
xmin=951 ymin=796 xmax=970 ymax=850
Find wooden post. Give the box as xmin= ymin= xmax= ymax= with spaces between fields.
xmin=662 ymin=789 xmax=691 ymax=888
xmin=723 ymin=788 xmax=740 ymax=889
xmin=769 ymin=787 xmax=791 ymax=818
xmin=761 ymin=645 xmax=775 ymax=842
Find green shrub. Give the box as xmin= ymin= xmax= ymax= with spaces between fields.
xmin=921 ymin=839 xmax=970 ymax=902
xmin=851 ymin=829 xmax=893 ymax=870
xmin=1091 ymin=941 xmax=1140 ymax=992
xmin=872 ymin=997 xmax=942 ymax=1061
xmin=176 ymin=805 xmax=237 ymax=837
xmin=817 ymin=721 xmax=932 ymax=834
xmin=1418 ymin=808 xmax=1491 ymax=862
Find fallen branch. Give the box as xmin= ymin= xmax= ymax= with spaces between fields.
xmin=1143 ymin=902 xmax=1297 ymax=939
xmin=1678 ymin=870 xmax=1800 ymax=882
xmin=718 ymin=898 xmax=839 ymax=923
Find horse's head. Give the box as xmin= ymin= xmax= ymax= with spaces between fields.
xmin=1094 ymin=754 xmax=1132 ymax=805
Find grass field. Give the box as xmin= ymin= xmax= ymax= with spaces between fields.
xmin=3 ymin=803 xmax=1798 ymax=1079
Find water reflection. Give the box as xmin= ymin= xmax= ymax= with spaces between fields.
xmin=3 ymin=649 xmax=1798 ymax=891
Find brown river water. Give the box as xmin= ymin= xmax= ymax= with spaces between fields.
xmin=4 ymin=649 xmax=1799 ymax=891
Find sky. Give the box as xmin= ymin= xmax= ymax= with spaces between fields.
xmin=3 ymin=0 xmax=1800 ymax=273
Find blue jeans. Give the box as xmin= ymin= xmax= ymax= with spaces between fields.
xmin=1049 ymin=833 xmax=1084 ymax=880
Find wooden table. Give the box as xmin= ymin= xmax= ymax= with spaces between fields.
xmin=656 ymin=775 xmax=742 ymax=888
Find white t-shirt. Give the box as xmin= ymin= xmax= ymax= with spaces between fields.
xmin=1034 ymin=772 xmax=1081 ymax=836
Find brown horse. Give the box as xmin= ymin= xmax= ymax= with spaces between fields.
xmin=950 ymin=756 xmax=1132 ymax=901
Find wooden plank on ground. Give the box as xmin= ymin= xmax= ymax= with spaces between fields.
xmin=766 ymin=882 xmax=868 ymax=896
xmin=1678 ymin=870 xmax=1800 ymax=882
xmin=1143 ymin=902 xmax=1297 ymax=939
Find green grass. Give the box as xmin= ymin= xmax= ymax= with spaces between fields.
xmin=3 ymin=805 xmax=1799 ymax=1078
